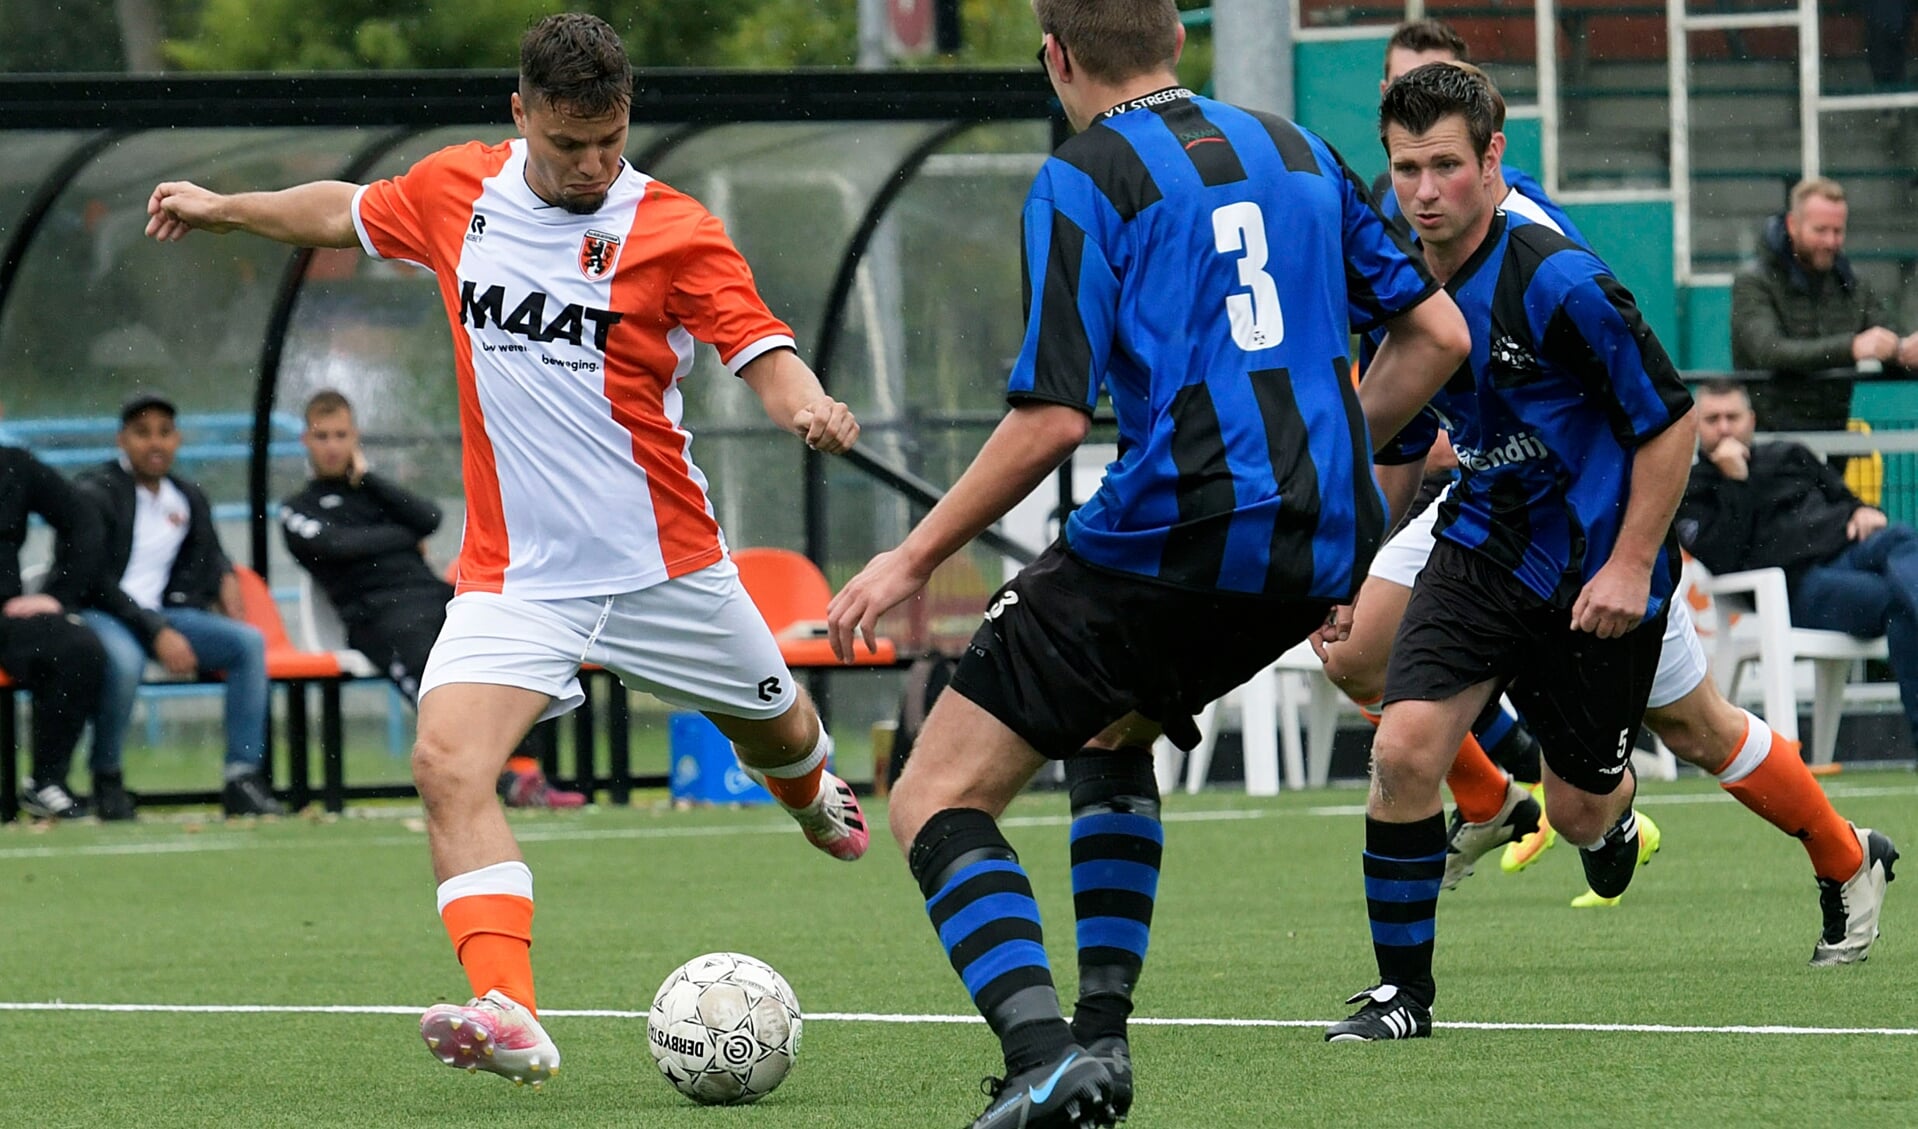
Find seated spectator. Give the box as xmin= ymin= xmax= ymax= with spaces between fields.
xmin=280 ymin=391 xmax=581 ymax=808
xmin=75 ymin=393 xmax=283 ymax=818
xmin=1731 ymin=176 xmax=1918 ymax=436
xmin=1678 ymin=379 xmax=1918 ymax=752
xmin=1 ymin=443 xmax=108 ymax=819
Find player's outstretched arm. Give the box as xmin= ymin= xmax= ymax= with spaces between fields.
xmin=146 ymin=180 xmax=361 ymax=249
xmin=739 ymin=349 xmax=859 ymax=454
xmin=1361 ymin=288 xmax=1470 ymax=451
xmin=826 ymin=402 xmax=1087 ymax=663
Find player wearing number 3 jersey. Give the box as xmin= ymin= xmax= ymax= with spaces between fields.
xmin=823 ymin=3 xmax=1470 ymax=1124
xmin=144 ymin=13 xmax=873 ymax=1091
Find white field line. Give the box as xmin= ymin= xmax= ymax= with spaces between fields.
xmin=0 ymin=1001 xmax=1911 ymax=1037
xmin=3 ymin=783 xmax=1913 ymax=862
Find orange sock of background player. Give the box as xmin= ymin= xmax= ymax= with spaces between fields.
xmin=438 ymin=861 xmax=537 ymax=1014
xmin=504 ymin=755 xmax=540 ymax=776
xmin=753 ymin=729 xmax=834 ymax=809
xmin=1444 ymin=735 xmax=1510 ymax=823
xmin=1713 ymin=710 xmax=1864 ymax=882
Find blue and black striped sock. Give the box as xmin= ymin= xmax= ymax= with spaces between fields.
xmin=1472 ymin=699 xmax=1542 ymax=785
xmin=1065 ymin=748 xmax=1162 ymax=1045
xmin=1363 ymin=813 xmax=1446 ymax=1008
xmin=910 ymin=807 xmax=1072 ymax=1075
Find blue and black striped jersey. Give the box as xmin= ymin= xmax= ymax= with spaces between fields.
xmin=1009 ymin=87 xmax=1438 ymax=600
xmin=1373 ymin=211 xmax=1694 ymax=611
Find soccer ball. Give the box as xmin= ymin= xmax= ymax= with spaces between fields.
xmin=646 ymin=951 xmax=802 ymax=1104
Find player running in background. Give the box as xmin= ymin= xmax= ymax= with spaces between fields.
xmin=827 ymin=1 xmax=1467 ymax=1122
xmin=1325 ymin=54 xmax=1898 ymax=950
xmin=146 ymin=12 xmax=872 ymax=1089
xmin=1336 ymin=19 xmax=1577 ymax=885
xmin=1370 ymin=18 xmax=1587 ymax=246
xmin=1325 ymin=63 xmax=1697 ymax=1042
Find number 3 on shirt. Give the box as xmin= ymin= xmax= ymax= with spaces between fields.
xmin=1212 ymin=201 xmax=1284 ymax=351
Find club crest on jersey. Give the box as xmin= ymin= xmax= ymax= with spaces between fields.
xmin=579 ymin=229 xmax=623 ymax=281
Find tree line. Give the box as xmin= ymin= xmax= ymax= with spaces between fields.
xmin=3 ymin=0 xmax=1210 ymax=74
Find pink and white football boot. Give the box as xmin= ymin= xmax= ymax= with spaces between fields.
xmin=744 ymin=767 xmax=870 ymax=861
xmin=419 ymin=989 xmax=560 ymax=1087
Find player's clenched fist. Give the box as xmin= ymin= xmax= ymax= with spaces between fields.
xmin=792 ymin=397 xmax=859 ymax=454
xmin=146 ymin=181 xmax=233 ymax=241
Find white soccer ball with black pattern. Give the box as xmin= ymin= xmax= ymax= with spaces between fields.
xmin=646 ymin=951 xmax=802 ymax=1104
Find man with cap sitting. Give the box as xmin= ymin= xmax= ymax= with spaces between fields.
xmin=74 ymin=392 xmax=283 ymax=818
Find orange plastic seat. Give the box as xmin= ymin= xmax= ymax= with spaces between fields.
xmin=732 ymin=547 xmax=896 ymax=666
xmin=233 ymin=565 xmax=345 ymax=680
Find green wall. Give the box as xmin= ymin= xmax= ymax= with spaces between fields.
xmin=1679 ymin=282 xmax=1733 ymax=371
xmin=1295 ymin=37 xmax=1392 ymax=175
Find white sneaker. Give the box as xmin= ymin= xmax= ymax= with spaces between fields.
xmin=419 ymin=989 xmax=560 ymax=1086
xmin=742 ymin=766 xmax=870 ymax=861
xmin=19 ymin=778 xmax=84 ymax=820
xmin=1811 ymin=826 xmax=1899 ymax=967
xmin=1442 ymin=778 xmax=1541 ymax=890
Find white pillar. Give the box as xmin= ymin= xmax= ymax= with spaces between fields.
xmin=858 ymin=0 xmax=889 ymax=70
xmin=1213 ymin=0 xmax=1293 ymax=117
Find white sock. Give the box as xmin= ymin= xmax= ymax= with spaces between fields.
xmin=435 ymin=860 xmax=534 ymax=914
xmin=1714 ymin=709 xmax=1772 ymax=786
xmin=749 ymin=728 xmax=833 ymax=780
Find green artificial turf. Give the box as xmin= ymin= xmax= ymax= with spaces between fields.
xmin=3 ymin=774 xmax=1913 ymax=1127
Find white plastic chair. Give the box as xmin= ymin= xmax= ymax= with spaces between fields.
xmin=1153 ymin=640 xmax=1347 ymax=796
xmin=296 ymin=575 xmax=381 ymax=679
xmin=1685 ymin=557 xmax=1887 ymax=766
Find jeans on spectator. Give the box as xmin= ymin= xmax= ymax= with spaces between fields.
xmin=1788 ymin=523 xmax=1918 ymax=745
xmin=83 ymin=608 xmax=268 ymax=776
xmin=0 ymin=611 xmax=106 ymax=784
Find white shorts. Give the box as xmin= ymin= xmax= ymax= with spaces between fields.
xmin=1367 ymin=481 xmax=1708 ymax=711
xmin=1368 ymin=483 xmax=1446 ymax=590
xmin=1647 ymin=591 xmax=1709 ymax=710
xmin=419 ymin=558 xmax=797 ymax=723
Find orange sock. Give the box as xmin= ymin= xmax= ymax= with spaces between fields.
xmin=1715 ymin=712 xmax=1864 ymax=882
xmin=1352 ymin=694 xmax=1383 ymax=728
xmin=438 ymin=862 xmax=537 ymax=1014
xmin=1445 ymin=735 xmax=1511 ymax=824
xmin=505 ymin=756 xmax=540 ymax=776
xmin=753 ymin=730 xmax=833 ymax=809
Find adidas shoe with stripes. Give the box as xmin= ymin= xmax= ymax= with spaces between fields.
xmin=1325 ymin=983 xmax=1432 ymax=1042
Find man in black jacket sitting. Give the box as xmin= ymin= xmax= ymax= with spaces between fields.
xmin=1678 ymin=378 xmax=1918 ymax=750
xmin=0 ymin=440 xmax=107 ymax=819
xmin=76 ymin=393 xmax=282 ymax=818
xmin=280 ymin=391 xmax=579 ymax=808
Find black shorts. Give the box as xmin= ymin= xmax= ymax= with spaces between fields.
xmin=1383 ymin=539 xmax=1665 ymax=795
xmin=948 ymin=543 xmax=1332 ymax=759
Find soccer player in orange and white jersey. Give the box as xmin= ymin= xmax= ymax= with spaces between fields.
xmin=145 ymin=13 xmax=876 ymax=1088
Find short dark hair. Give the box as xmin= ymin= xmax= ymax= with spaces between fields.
xmin=1385 ymin=18 xmax=1469 ymax=76
xmin=1694 ymin=377 xmax=1750 ymax=402
xmin=1032 ymin=0 xmax=1181 ymax=85
xmin=1379 ymin=61 xmax=1503 ymax=159
xmin=519 ymin=13 xmax=633 ymax=119
xmin=304 ymin=389 xmax=353 ymax=425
